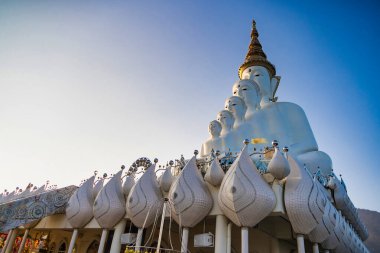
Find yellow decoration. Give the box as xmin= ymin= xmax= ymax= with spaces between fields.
xmin=251 ymin=138 xmax=267 ymax=144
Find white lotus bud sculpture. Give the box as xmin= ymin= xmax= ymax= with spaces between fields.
xmin=284 ymin=156 xmax=320 ymax=235
xmin=66 ymin=176 xmax=95 ymax=228
xmin=308 ymin=182 xmax=331 ymax=243
xmin=127 ymin=164 xmax=163 ymax=228
xmin=168 ymin=156 xmax=213 ymax=228
xmin=122 ymin=175 xmax=135 ymax=197
xmin=267 ymin=147 xmax=290 ymax=180
xmin=160 ymin=166 xmax=174 ymax=192
xmin=218 ymin=146 xmax=276 ymax=227
xmin=93 ymin=171 xmax=125 ymax=229
xmin=204 ymin=158 xmax=225 ymax=187
xmin=320 ymin=203 xmax=339 ymax=250
xmin=93 ymin=177 xmax=104 ymax=200
xmin=334 ymin=212 xmax=348 ymax=253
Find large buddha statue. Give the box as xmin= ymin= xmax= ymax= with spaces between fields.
xmin=200 ymin=19 xmax=333 ymax=176
xmin=200 ymin=120 xmax=223 ymax=157
xmin=235 ymin=19 xmax=332 ymax=176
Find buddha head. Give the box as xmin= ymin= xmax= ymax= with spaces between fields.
xmin=208 ymin=120 xmax=222 ymax=138
xmin=241 ymin=66 xmax=279 ymax=105
xmin=238 ymin=20 xmax=279 ymax=105
xmin=224 ymin=96 xmax=247 ymax=121
xmin=232 ymin=79 xmax=260 ymax=110
xmin=217 ymin=110 xmax=234 ymax=132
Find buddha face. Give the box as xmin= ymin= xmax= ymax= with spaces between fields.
xmin=224 ymin=96 xmax=247 ymax=119
xmin=232 ymin=79 xmax=260 ymax=110
xmin=242 ymin=66 xmax=276 ymax=102
xmin=216 ymin=110 xmax=234 ymax=131
xmin=208 ymin=120 xmax=222 ymax=137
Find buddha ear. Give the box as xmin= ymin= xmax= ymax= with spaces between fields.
xmin=270 ymin=76 xmax=281 ymax=100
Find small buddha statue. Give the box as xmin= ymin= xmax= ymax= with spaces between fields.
xmin=224 ymin=96 xmax=247 ymax=127
xmin=232 ymin=79 xmax=260 ymax=121
xmin=224 ymin=96 xmax=254 ymax=143
xmin=232 ymin=79 xmax=271 ymax=152
xmin=217 ymin=110 xmax=243 ymax=154
xmin=200 ymin=120 xmax=223 ymax=157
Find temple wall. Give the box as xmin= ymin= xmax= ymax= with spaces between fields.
xmin=27 ymin=228 xmax=101 ymax=253
xmin=22 ymin=214 xmax=297 ymax=253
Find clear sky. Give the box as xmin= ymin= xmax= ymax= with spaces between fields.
xmin=0 ymin=0 xmax=379 ymax=211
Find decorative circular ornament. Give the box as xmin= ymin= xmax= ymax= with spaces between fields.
xmin=29 ymin=203 xmax=46 ymax=219
xmin=17 ymin=207 xmax=28 ymax=218
xmin=4 ymin=207 xmax=15 ymax=219
xmin=53 ymin=193 xmax=66 ymax=207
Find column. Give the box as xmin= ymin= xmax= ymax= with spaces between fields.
xmin=156 ymin=202 xmax=167 ymax=253
xmin=97 ymin=229 xmax=109 ymax=253
xmin=241 ymin=227 xmax=249 ymax=253
xmin=181 ymin=228 xmax=189 ymax=253
xmin=17 ymin=229 xmax=30 ymax=253
xmin=214 ymin=215 xmax=227 ymax=253
xmin=296 ymin=234 xmax=305 ymax=253
xmin=227 ymin=223 xmax=232 ymax=253
xmin=67 ymin=229 xmax=78 ymax=253
xmin=1 ymin=230 xmax=14 ymax=253
xmin=312 ymin=243 xmax=319 ymax=253
xmin=110 ymin=219 xmax=127 ymax=253
xmin=134 ymin=228 xmax=144 ymax=251
xmin=4 ymin=229 xmax=17 ymax=253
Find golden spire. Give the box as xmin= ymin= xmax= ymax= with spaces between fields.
xmin=238 ymin=19 xmax=276 ymax=79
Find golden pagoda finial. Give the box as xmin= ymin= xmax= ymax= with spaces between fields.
xmin=238 ymin=19 xmax=276 ymax=79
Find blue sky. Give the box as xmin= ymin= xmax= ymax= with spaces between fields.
xmin=0 ymin=0 xmax=379 ymax=211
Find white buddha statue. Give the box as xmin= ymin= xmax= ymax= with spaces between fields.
xmin=232 ymin=79 xmax=260 ymax=121
xmin=231 ymin=79 xmax=273 ymax=153
xmin=216 ymin=110 xmax=243 ymax=154
xmin=241 ymin=66 xmax=280 ymax=107
xmin=224 ymin=96 xmax=247 ymax=127
xmin=235 ymin=19 xmax=332 ymax=176
xmin=200 ymin=120 xmax=223 ymax=157
xmin=224 ymin=96 xmax=254 ymax=141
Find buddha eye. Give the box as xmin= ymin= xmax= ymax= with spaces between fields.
xmin=232 ymin=103 xmax=237 ymax=106
xmin=242 ymin=88 xmax=247 ymax=91
xmin=255 ymin=74 xmax=260 ymax=77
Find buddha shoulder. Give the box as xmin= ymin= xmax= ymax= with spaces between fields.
xmin=262 ymin=101 xmax=306 ymax=115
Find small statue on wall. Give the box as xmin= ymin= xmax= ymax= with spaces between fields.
xmin=232 ymin=79 xmax=260 ymax=121
xmin=224 ymin=96 xmax=254 ymax=145
xmin=200 ymin=120 xmax=223 ymax=157
xmin=224 ymin=96 xmax=247 ymax=127
xmin=216 ymin=110 xmax=243 ymax=154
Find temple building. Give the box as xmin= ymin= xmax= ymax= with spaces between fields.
xmin=0 ymin=19 xmax=370 ymax=253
